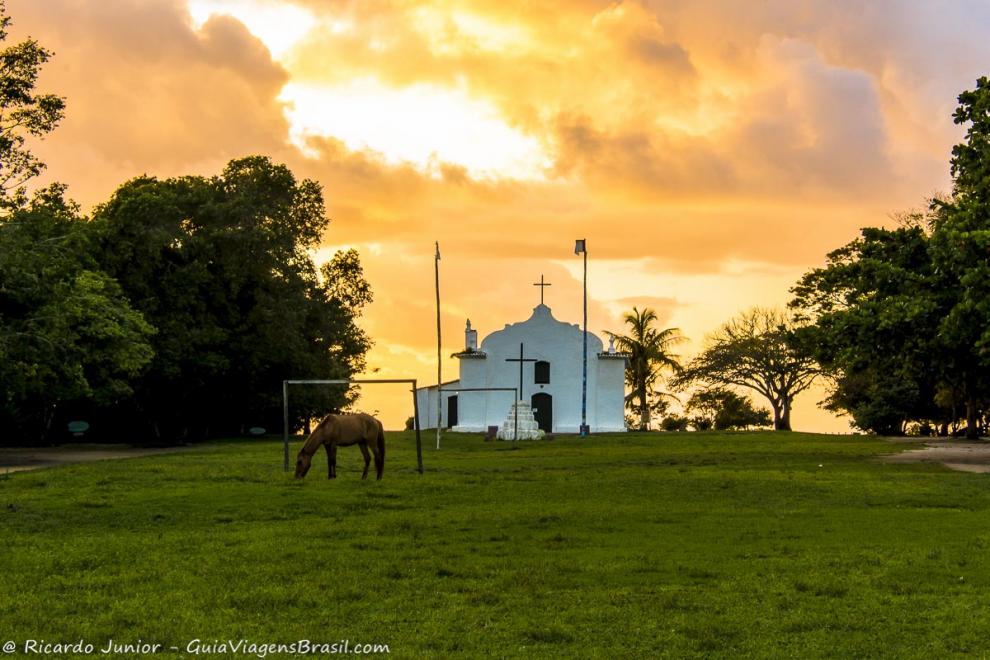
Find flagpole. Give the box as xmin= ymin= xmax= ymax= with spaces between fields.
xmin=582 ymin=243 xmax=588 ymax=436
xmin=575 ymin=239 xmax=588 ymax=436
xmin=435 ymin=241 xmax=442 ymax=450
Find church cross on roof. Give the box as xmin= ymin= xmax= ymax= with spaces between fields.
xmin=533 ymin=274 xmax=551 ymax=305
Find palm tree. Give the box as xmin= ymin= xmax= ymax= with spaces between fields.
xmin=607 ymin=307 xmax=686 ymax=431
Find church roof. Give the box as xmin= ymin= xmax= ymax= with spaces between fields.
xmin=418 ymin=379 xmax=461 ymax=392
xmin=452 ymin=348 xmax=486 ymax=359
xmin=479 ymin=304 xmax=604 ymax=353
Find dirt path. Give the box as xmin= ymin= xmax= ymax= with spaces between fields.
xmin=883 ymin=440 xmax=990 ymax=473
xmin=0 ymin=445 xmax=194 ymax=474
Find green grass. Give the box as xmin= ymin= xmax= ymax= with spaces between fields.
xmin=1 ymin=431 xmax=989 ymax=658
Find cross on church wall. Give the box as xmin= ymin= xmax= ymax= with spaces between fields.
xmin=533 ymin=274 xmax=551 ymax=305
xmin=505 ymin=342 xmax=537 ymax=403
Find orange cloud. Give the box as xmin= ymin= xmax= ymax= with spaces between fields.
xmin=15 ymin=0 xmax=290 ymax=205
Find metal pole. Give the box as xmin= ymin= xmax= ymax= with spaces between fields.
xmin=282 ymin=380 xmax=289 ymax=471
xmin=412 ymin=380 xmax=423 ymax=474
xmin=435 ymin=241 xmax=442 ymax=449
xmin=514 ymin=394 xmax=519 ymax=443
xmin=581 ymin=244 xmax=588 ymax=436
xmin=517 ymin=343 xmax=523 ymax=441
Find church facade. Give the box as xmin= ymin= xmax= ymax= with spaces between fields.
xmin=416 ymin=303 xmax=627 ymax=434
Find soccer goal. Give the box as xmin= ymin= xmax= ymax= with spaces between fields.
xmin=282 ymin=379 xmax=423 ymax=474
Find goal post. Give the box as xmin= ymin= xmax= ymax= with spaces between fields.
xmin=282 ymin=379 xmax=423 ymax=474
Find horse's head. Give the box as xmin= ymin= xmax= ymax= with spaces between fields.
xmin=294 ymin=450 xmax=313 ymax=478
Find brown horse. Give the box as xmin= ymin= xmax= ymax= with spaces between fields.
xmin=295 ymin=412 xmax=385 ymax=480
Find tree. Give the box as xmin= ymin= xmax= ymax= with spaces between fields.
xmin=789 ymin=221 xmax=950 ymax=435
xmin=659 ymin=414 xmax=689 ymax=432
xmin=929 ymin=76 xmax=990 ymax=439
xmin=0 ymin=187 xmax=154 ymax=443
xmin=93 ymin=157 xmax=372 ymax=441
xmin=788 ymin=78 xmax=990 ymax=438
xmin=607 ymin=306 xmax=686 ymax=431
xmin=0 ymin=1 xmax=65 ymax=210
xmin=677 ymin=308 xmax=817 ymax=431
xmin=0 ymin=3 xmax=153 ymax=444
xmin=686 ymin=388 xmax=772 ymax=431
xmin=291 ymin=248 xmax=374 ymax=427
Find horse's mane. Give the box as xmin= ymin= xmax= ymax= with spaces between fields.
xmin=301 ymin=416 xmax=333 ymax=456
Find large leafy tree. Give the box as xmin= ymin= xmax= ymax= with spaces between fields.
xmin=607 ymin=306 xmax=685 ymax=431
xmin=93 ymin=157 xmax=372 ymax=441
xmin=0 ymin=1 xmax=373 ymax=443
xmin=789 ymin=221 xmax=949 ymax=435
xmin=0 ymin=3 xmax=154 ymax=444
xmin=677 ymin=308 xmax=817 ymax=431
xmin=0 ymin=1 xmax=65 ymax=210
xmin=0 ymin=188 xmax=155 ymax=443
xmin=789 ymin=77 xmax=990 ymax=438
xmin=929 ymin=76 xmax=990 ymax=438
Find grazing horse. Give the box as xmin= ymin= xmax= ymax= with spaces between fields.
xmin=295 ymin=412 xmax=385 ymax=480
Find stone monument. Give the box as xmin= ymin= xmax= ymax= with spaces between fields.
xmin=497 ymin=400 xmax=545 ymax=440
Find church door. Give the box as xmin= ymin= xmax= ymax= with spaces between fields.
xmin=447 ymin=395 xmax=458 ymax=428
xmin=531 ymin=393 xmax=552 ymax=433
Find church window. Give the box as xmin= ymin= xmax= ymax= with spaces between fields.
xmin=534 ymin=361 xmax=550 ymax=384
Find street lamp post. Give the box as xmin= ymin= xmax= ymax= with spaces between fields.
xmin=575 ymin=239 xmax=588 ymax=436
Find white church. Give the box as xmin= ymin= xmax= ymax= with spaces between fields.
xmin=416 ymin=291 xmax=628 ymax=435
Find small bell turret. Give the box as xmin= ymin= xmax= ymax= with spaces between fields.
xmin=465 ymin=319 xmax=478 ymax=351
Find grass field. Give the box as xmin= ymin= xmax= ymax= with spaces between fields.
xmin=1 ymin=431 xmax=989 ymax=658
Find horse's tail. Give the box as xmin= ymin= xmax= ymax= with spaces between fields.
xmin=376 ymin=421 xmax=385 ymax=479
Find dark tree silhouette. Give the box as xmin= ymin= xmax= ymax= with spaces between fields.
xmin=94 ymin=157 xmax=372 ymax=441
xmin=0 ymin=1 xmax=65 ymax=210
xmin=678 ymin=308 xmax=817 ymax=431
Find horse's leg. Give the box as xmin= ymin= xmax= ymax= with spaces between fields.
xmin=325 ymin=443 xmax=337 ymax=479
xmin=359 ymin=442 xmax=371 ymax=480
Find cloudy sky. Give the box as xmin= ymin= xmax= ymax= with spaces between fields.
xmin=12 ymin=0 xmax=990 ymax=430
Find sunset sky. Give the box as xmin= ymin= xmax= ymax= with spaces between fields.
xmin=13 ymin=0 xmax=990 ymax=431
